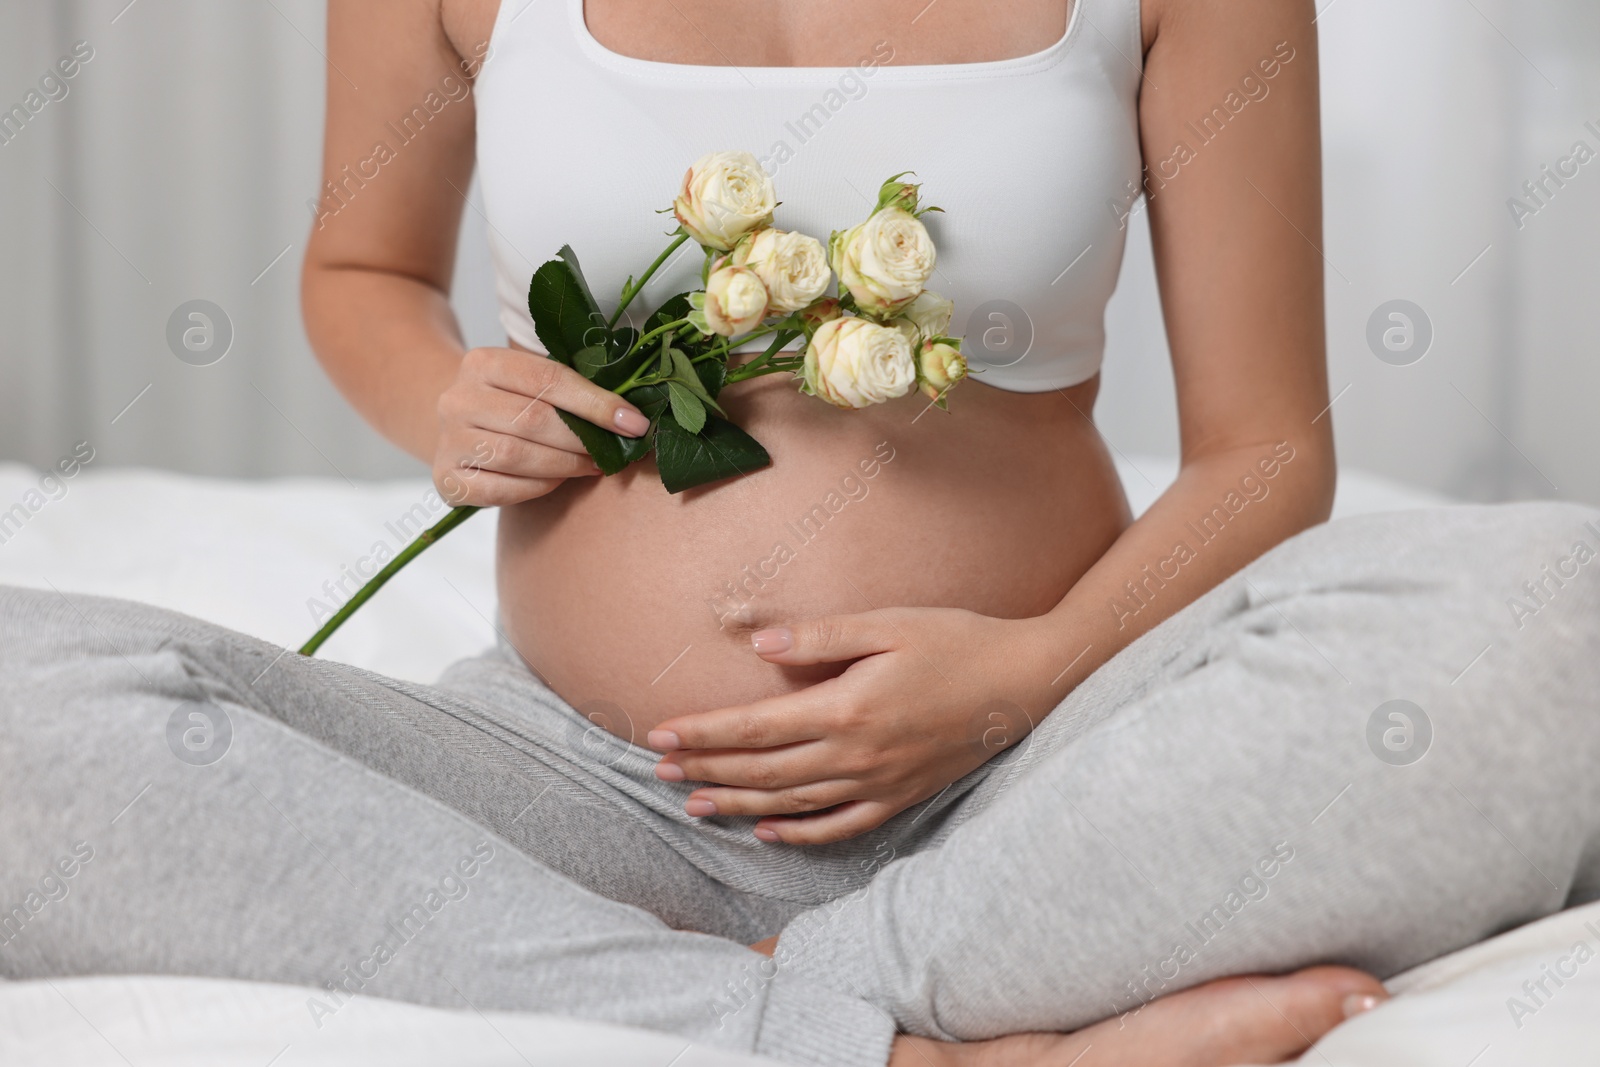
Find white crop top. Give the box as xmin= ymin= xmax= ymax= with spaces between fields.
xmin=474 ymin=0 xmax=1144 ymax=391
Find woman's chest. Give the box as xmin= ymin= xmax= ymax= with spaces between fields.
xmin=443 ymin=0 xmax=1073 ymax=69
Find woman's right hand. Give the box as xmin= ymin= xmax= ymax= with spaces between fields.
xmin=433 ymin=346 xmax=652 ymax=506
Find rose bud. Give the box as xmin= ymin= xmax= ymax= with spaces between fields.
xmin=918 ymin=339 xmax=968 ymax=402
xmin=673 ymin=150 xmax=778 ymax=252
xmin=875 ymin=171 xmax=924 ymax=214
xmin=701 ymin=265 xmax=769 ymax=337
xmin=798 ymin=297 xmax=843 ymax=334
xmin=801 ymin=316 xmax=917 ymax=409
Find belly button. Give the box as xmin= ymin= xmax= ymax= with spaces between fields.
xmin=714 ymin=599 xmax=760 ymax=633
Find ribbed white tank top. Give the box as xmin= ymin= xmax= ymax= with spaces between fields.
xmin=474 ymin=0 xmax=1144 ymax=391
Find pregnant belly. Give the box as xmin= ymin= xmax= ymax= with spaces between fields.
xmin=495 ymin=370 xmax=1131 ymax=741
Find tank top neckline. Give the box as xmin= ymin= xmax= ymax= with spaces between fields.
xmin=546 ymin=0 xmax=1088 ymax=84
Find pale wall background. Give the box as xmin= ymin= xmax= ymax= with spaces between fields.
xmin=1 ymin=0 xmax=1597 ymax=503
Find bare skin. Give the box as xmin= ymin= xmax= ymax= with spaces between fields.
xmin=889 ymin=968 xmax=1386 ymax=1067
xmin=306 ymin=0 xmax=1334 ymax=843
xmin=304 ymin=0 xmax=1364 ymax=1062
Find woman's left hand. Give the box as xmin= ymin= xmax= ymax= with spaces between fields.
xmin=646 ymin=607 xmax=1068 ymax=845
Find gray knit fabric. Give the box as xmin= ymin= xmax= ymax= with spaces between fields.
xmin=776 ymin=502 xmax=1600 ymax=1039
xmin=2 ymin=502 xmax=1598 ymax=1064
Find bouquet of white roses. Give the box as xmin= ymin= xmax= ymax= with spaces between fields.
xmin=534 ymin=149 xmax=968 ymax=493
xmin=299 ymin=150 xmax=967 ymax=655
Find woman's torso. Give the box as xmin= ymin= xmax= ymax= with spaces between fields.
xmin=451 ymin=0 xmax=1144 ymax=738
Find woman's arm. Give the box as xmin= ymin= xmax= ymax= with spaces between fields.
xmin=647 ymin=0 xmax=1334 ymax=844
xmin=1045 ymin=0 xmax=1334 ymax=682
xmin=304 ymin=0 xmax=647 ymax=502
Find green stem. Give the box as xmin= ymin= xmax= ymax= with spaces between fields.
xmin=612 ymin=363 xmax=665 ymax=395
xmin=726 ymin=359 xmax=803 ymax=384
xmin=726 ymin=329 xmax=803 ymax=383
xmin=728 ymin=323 xmax=783 ymax=346
xmin=607 ymin=232 xmax=690 ymax=330
xmin=298 ymin=504 xmax=482 ymax=657
xmin=626 ymin=316 xmax=692 ymax=361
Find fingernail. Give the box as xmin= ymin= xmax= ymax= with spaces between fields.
xmin=614 ymin=408 xmax=650 ymax=436
xmin=685 ymin=798 xmax=717 ymax=817
xmin=1341 ymin=993 xmax=1380 ymax=1019
xmin=655 ymin=762 xmax=685 ymax=782
xmin=753 ymin=827 xmax=781 ymax=842
xmin=751 ymin=628 xmax=792 ymax=654
xmin=647 ymin=730 xmax=680 ymax=752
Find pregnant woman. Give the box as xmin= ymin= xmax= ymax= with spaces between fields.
xmin=5 ymin=0 xmax=1599 ymax=1065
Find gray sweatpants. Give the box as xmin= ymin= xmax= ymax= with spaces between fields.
xmin=2 ymin=502 xmax=1598 ymax=1066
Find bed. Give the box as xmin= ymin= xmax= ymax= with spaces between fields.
xmin=1 ymin=459 xmax=1589 ymax=1065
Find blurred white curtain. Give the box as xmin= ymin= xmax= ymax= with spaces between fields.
xmin=0 ymin=0 xmax=496 ymax=480
xmin=1 ymin=0 xmax=1596 ymax=500
xmin=1099 ymin=0 xmax=1600 ymax=503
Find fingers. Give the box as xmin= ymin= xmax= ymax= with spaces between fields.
xmin=439 ymin=381 xmax=589 ymax=453
xmin=747 ymin=611 xmax=897 ymax=666
xmin=655 ymin=741 xmax=829 ymax=790
xmin=682 ymin=779 xmax=860 ymax=819
xmin=647 ymin=686 xmax=840 ymax=753
xmin=473 ymin=347 xmax=650 ymax=437
xmin=433 ymin=468 xmax=565 ymax=508
xmin=433 ymin=429 xmax=602 ymax=506
xmin=754 ymin=801 xmax=894 ymax=845
xmin=452 ymin=431 xmax=603 ymax=479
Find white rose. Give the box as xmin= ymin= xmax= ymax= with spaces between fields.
xmin=889 ymin=290 xmax=955 ymax=350
xmin=673 ymin=151 xmax=777 ymax=252
xmin=889 ymin=318 xmax=919 ymax=353
xmin=917 ymin=339 xmax=968 ymax=401
xmin=732 ymin=228 xmax=831 ymax=313
xmin=802 ymin=317 xmax=916 ymax=409
xmin=903 ymin=290 xmax=954 ymax=339
xmin=829 ymin=206 xmax=937 ymax=318
xmin=703 ymin=265 xmax=768 ymax=337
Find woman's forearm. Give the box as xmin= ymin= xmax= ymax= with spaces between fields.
xmin=1021 ymin=434 xmax=1336 ymax=697
xmin=301 ymin=261 xmax=466 ymax=464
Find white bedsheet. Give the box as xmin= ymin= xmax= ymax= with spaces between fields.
xmin=0 ymin=973 xmax=781 ymax=1066
xmin=10 ymin=461 xmax=1589 ymax=1065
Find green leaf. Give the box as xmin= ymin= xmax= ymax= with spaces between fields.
xmin=627 ymin=382 xmax=671 ymax=422
xmin=669 ymin=349 xmax=725 ymax=415
xmin=580 ymin=325 xmax=652 ymax=391
xmin=654 ymin=414 xmax=771 ymax=494
xmin=667 ymin=381 xmax=707 ymax=434
xmin=618 ymin=427 xmax=656 ymax=464
xmin=573 ymin=343 xmax=609 ymax=379
xmin=527 ymin=245 xmax=610 ymax=365
xmin=556 ymin=410 xmax=629 ymax=475
xmin=609 ymin=325 xmax=639 ymax=362
xmin=617 ymin=382 xmax=669 ymax=464
xmin=644 ymin=292 xmax=694 ymax=336
xmin=670 ymin=348 xmax=703 ymax=392
xmin=694 ymin=356 xmax=727 ymax=399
